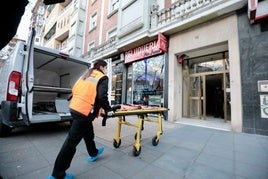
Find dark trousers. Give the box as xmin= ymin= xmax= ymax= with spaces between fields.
xmin=52 ymin=112 xmax=98 ymax=178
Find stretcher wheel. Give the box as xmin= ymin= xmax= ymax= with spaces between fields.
xmin=134 ymin=132 xmax=141 ymax=140
xmin=132 ymin=146 xmax=141 ymax=156
xmin=152 ymin=136 xmax=159 ymax=146
xmin=113 ymin=139 xmax=121 ymax=148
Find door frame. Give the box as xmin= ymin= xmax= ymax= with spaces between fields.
xmin=187 ymin=70 xmax=229 ymax=121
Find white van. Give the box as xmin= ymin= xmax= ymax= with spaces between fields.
xmin=0 ymin=30 xmax=90 ymax=136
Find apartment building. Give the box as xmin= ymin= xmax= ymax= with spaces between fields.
xmin=35 ymin=0 xmax=268 ymax=135
xmin=35 ymin=0 xmax=87 ymax=57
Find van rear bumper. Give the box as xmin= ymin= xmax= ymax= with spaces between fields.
xmin=1 ymin=101 xmax=18 ymax=121
xmin=0 ymin=101 xmax=25 ymax=127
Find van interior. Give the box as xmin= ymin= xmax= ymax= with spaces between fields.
xmin=30 ymin=47 xmax=89 ymax=122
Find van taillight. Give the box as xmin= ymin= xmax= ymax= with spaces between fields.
xmin=7 ymin=71 xmax=21 ymax=101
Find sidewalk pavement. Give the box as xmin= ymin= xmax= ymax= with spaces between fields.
xmin=0 ymin=116 xmax=268 ymax=179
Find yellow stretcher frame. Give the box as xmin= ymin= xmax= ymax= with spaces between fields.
xmin=112 ymin=107 xmax=168 ymax=156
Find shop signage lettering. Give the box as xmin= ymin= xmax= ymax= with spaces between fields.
xmin=142 ymin=90 xmax=156 ymax=95
xmin=125 ymin=33 xmax=167 ymax=64
xmin=133 ymin=90 xmax=156 ymax=95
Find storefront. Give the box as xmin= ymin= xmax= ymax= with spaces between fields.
xmin=123 ymin=33 xmax=168 ymax=108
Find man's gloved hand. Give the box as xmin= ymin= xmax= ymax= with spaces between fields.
xmin=111 ymin=104 xmax=121 ymax=111
xmin=102 ymin=110 xmax=115 ymax=126
xmin=102 ymin=111 xmax=115 ymax=126
xmin=107 ymin=110 xmax=115 ymax=117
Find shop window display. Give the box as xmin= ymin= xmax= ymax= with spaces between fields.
xmin=112 ymin=63 xmax=123 ymax=105
xmin=126 ymin=55 xmax=165 ymax=106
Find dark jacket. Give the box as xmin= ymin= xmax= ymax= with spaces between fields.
xmin=93 ymin=75 xmax=112 ymax=115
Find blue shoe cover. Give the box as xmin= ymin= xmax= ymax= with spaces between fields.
xmin=47 ymin=175 xmax=56 ymax=179
xmin=47 ymin=172 xmax=74 ymax=179
xmin=87 ymin=146 xmax=104 ymax=162
xmin=64 ymin=173 xmax=74 ymax=179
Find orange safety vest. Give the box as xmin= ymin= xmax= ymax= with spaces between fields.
xmin=69 ymin=70 xmax=105 ymax=116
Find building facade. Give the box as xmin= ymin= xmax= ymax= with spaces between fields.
xmin=35 ymin=0 xmax=87 ymax=57
xmin=83 ymin=0 xmax=268 ymax=135
xmin=35 ymin=0 xmax=268 ymax=135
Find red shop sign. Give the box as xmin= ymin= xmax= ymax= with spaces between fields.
xmin=157 ymin=32 xmax=167 ymax=52
xmin=125 ymin=33 xmax=167 ymax=64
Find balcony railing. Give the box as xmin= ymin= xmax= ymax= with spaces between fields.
xmin=150 ymin=0 xmax=246 ymax=32
xmin=85 ymin=36 xmax=117 ymax=59
xmin=151 ymin=0 xmax=215 ymax=28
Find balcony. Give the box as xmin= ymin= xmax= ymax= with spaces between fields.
xmin=150 ymin=0 xmax=247 ymax=35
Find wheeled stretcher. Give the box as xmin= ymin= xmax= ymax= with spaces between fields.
xmin=103 ymin=105 xmax=168 ymax=156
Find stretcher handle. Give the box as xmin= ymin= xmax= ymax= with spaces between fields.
xmin=101 ymin=104 xmax=121 ymax=126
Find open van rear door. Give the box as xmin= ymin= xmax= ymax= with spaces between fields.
xmin=20 ymin=28 xmax=35 ymax=125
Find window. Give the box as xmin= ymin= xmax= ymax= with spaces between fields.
xmin=190 ymin=59 xmax=226 ymax=73
xmin=37 ymin=5 xmax=45 ymax=15
xmin=91 ymin=0 xmax=96 ymax=4
xmin=68 ymin=48 xmax=73 ymax=54
xmin=56 ymin=44 xmax=60 ymax=50
xmin=61 ymin=39 xmax=68 ymax=50
xmin=90 ymin=12 xmax=97 ymax=30
xmin=107 ymin=28 xmax=117 ymax=40
xmin=110 ymin=0 xmax=119 ymax=12
xmin=70 ymin=21 xmax=76 ymax=36
xmin=35 ymin=37 xmax=40 ymax=43
xmin=88 ymin=41 xmax=95 ymax=51
xmin=78 ymin=20 xmax=83 ymax=34
xmin=73 ymin=0 xmax=78 ymax=9
xmin=127 ymin=55 xmax=165 ymax=106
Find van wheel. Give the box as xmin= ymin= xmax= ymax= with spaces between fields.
xmin=0 ymin=122 xmax=12 ymax=137
xmin=0 ymin=113 xmax=12 ymax=137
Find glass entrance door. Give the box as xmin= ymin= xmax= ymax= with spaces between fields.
xmin=189 ymin=76 xmax=202 ymax=119
xmin=188 ymin=73 xmax=227 ymax=120
xmin=183 ymin=52 xmax=230 ymax=122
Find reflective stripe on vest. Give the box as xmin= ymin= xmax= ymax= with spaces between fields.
xmin=69 ymin=70 xmax=105 ymax=116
